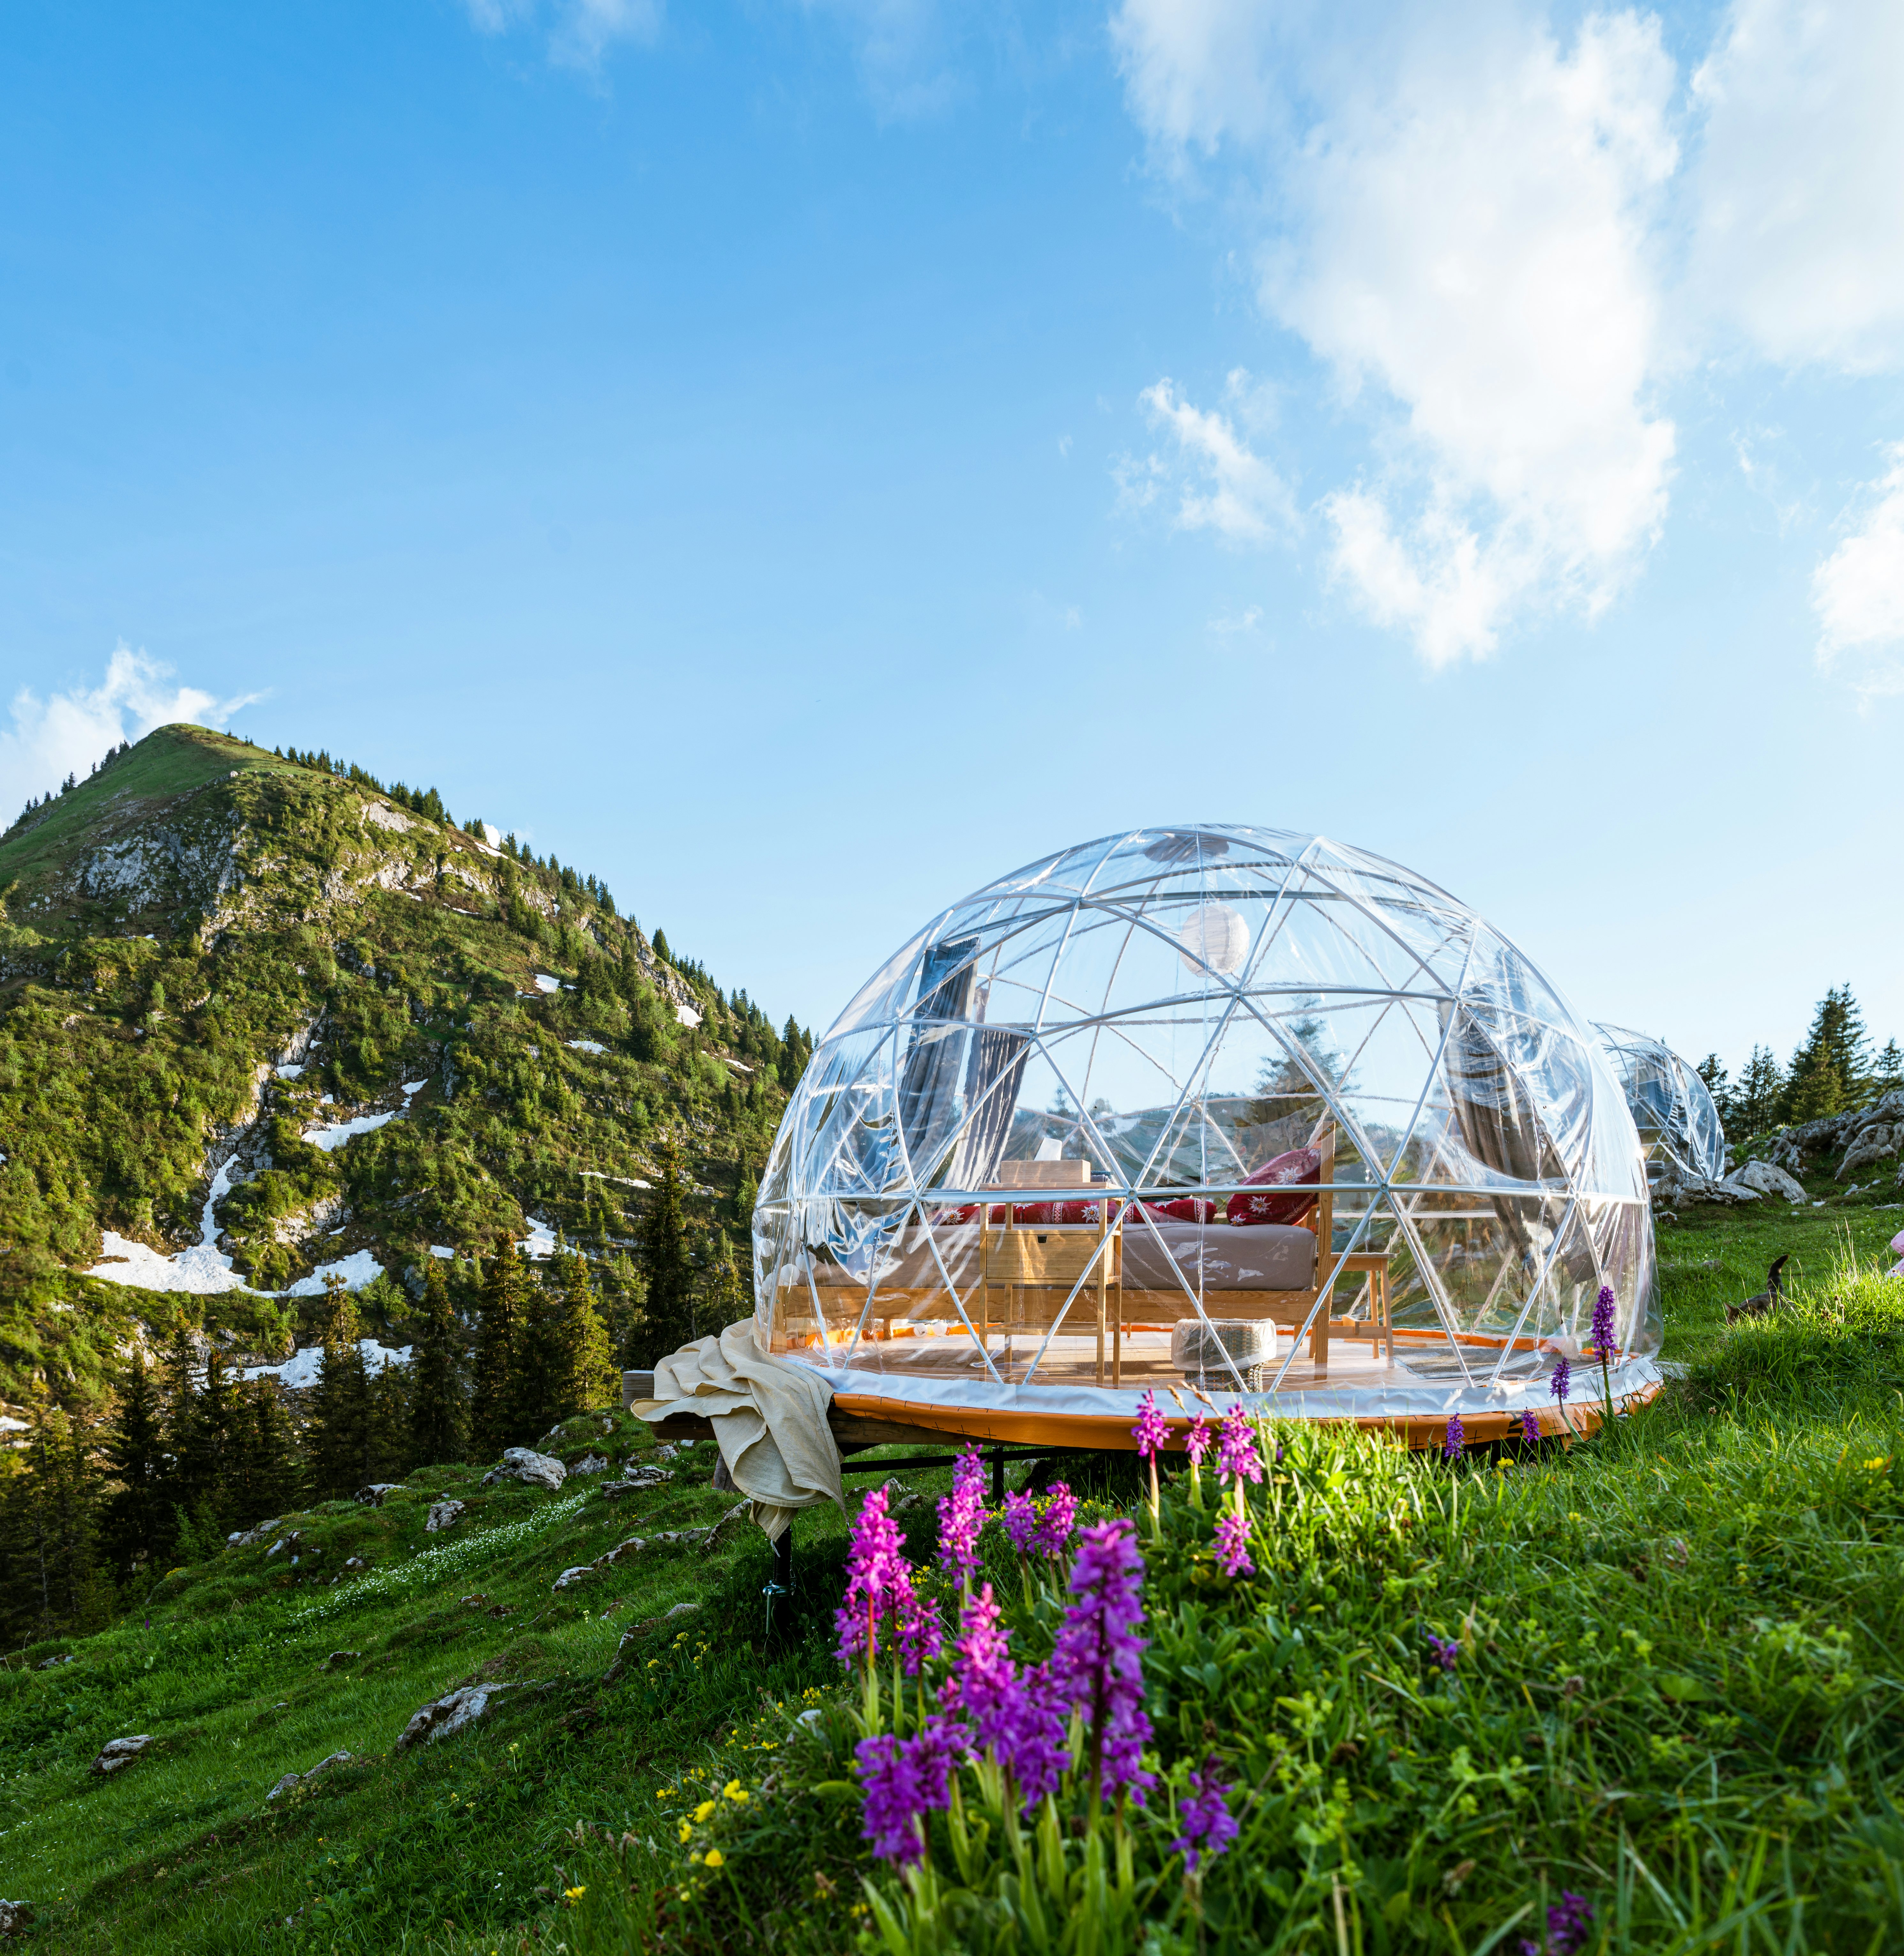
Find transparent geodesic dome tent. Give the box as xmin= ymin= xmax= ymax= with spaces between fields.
xmin=1593 ymin=1024 xmax=1727 ymax=1188
xmin=754 ymin=826 xmax=1660 ymax=1438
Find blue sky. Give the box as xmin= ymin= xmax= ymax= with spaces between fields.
xmin=2 ymin=0 xmax=1900 ymax=1080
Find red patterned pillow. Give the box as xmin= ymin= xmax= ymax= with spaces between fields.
xmin=1225 ymin=1145 xmax=1321 ymax=1226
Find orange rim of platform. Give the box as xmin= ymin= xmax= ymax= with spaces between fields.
xmin=831 ymin=1383 xmax=1659 ymax=1453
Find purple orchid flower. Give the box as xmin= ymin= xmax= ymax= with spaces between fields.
xmin=1033 ymin=1482 xmax=1078 ymax=1558
xmin=1214 ymin=1509 xmax=1253 ymax=1578
xmin=935 ymin=1447 xmax=986 ymax=1581
xmin=1217 ymin=1405 xmax=1264 ymax=1484
xmin=1049 ymin=1520 xmax=1155 ymax=1805
xmin=1426 ymin=1633 xmax=1459 ymax=1673
xmin=1591 ymin=1284 xmax=1617 ymax=1355
xmin=1443 ymin=1413 xmax=1465 ymax=1461
xmin=1131 ymin=1390 xmax=1170 ymax=1459
xmin=855 ymin=1716 xmax=972 ymax=1865
xmin=1171 ymin=1757 xmax=1239 ymax=1873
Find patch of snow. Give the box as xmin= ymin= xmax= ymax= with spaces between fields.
xmin=580 ymin=1171 xmax=651 ymax=1189
xmin=567 ymin=1039 xmax=605 ymax=1054
xmin=522 ymin=1216 xmax=557 ymax=1259
xmin=276 ymin=1064 xmax=304 ymax=1080
xmin=674 ymin=1003 xmax=702 ymax=1027
xmin=282 ymin=1249 xmax=388 ymax=1297
xmin=244 ymin=1336 xmax=412 ymax=1387
xmin=319 ymin=1094 xmax=334 ymax=1105
xmin=724 ymin=1056 xmax=753 ymax=1072
xmin=303 ymin=1110 xmax=399 ymax=1153
xmin=402 ymin=1079 xmax=429 ymax=1097
xmin=0 ymin=1414 xmax=28 ymax=1434
xmin=429 ymin=1245 xmax=455 ymax=1260
xmin=87 ymin=1231 xmax=250 ymax=1295
xmin=533 ymin=973 xmax=560 ymax=994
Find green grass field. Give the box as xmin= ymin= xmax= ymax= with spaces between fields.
xmin=4 ymin=1201 xmax=1902 ymax=1953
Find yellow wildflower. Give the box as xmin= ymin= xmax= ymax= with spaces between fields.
xmin=677 ymin=1821 xmax=692 ymax=1844
xmin=694 ymin=1799 xmax=717 ymax=1823
xmin=563 ymin=1886 xmax=586 ymax=1904
xmin=704 ymin=1849 xmax=725 ymax=1869
xmin=722 ymin=1780 xmax=748 ymax=1804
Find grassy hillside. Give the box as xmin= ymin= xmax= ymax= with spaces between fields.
xmin=0 ymin=724 xmax=804 ymax=1422
xmin=3 ymin=1206 xmax=1900 ymax=1954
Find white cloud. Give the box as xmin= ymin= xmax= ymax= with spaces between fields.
xmin=0 ymin=647 xmax=262 ymax=823
xmin=1207 ymin=605 xmax=1262 ymax=635
xmin=1131 ymin=371 xmax=1298 ymax=545
xmin=462 ymin=0 xmax=662 ymax=68
xmin=1689 ymin=0 xmax=1904 ymax=373
xmin=1114 ymin=6 xmax=1680 ymax=664
xmin=1813 ymin=446 xmax=1904 ymax=698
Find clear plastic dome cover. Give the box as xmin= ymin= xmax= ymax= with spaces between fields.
xmin=1593 ymin=1023 xmax=1728 ymax=1186
xmin=754 ymin=827 xmax=1659 ymax=1426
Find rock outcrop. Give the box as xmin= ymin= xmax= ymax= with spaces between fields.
xmin=266 ymin=1750 xmax=352 ymax=1802
xmin=92 ymin=1736 xmax=154 ymax=1777
xmin=425 ymin=1499 xmax=466 ymax=1532
xmin=482 ymin=1448 xmax=566 ymax=1492
xmin=394 ymin=1682 xmax=522 ymax=1750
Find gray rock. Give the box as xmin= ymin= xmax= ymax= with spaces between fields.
xmin=229 ymin=1518 xmax=283 ymax=1549
xmin=319 ymin=1650 xmax=361 ymax=1671
xmin=265 ymin=1750 xmax=352 ymax=1803
xmin=355 ymin=1483 xmax=403 ymax=1505
xmin=1731 ymin=1158 xmax=1808 ymax=1202
xmin=597 ymin=1466 xmax=673 ymax=1498
xmin=92 ymin=1735 xmax=154 ymax=1776
xmin=552 ymin=1565 xmax=596 ymax=1590
xmin=570 ymin=1452 xmax=610 ymax=1475
xmin=482 ymin=1447 xmax=567 ymax=1491
xmin=394 ymin=1683 xmax=519 ymax=1749
xmin=35 ymin=1655 xmax=72 ymax=1671
xmin=425 ymin=1499 xmax=466 ymax=1533
xmin=0 ymin=1901 xmax=34 ymax=1935
xmin=1839 ymin=1124 xmax=1899 ymax=1178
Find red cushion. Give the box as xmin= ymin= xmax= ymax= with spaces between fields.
xmin=1153 ymin=1195 xmax=1220 ymax=1224
xmin=1225 ymin=1145 xmax=1321 ymax=1226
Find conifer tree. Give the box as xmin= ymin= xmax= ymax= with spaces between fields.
xmin=2 ymin=1409 xmax=108 ymax=1639
xmin=634 ymin=1133 xmax=696 ymax=1365
xmin=409 ymin=1258 xmax=469 ymax=1467
xmin=1872 ymin=1038 xmax=1903 ymax=1096
xmin=472 ymin=1240 xmax=527 ymax=1458
xmin=704 ymin=1242 xmax=750 ymax=1330
xmin=509 ymin=1259 xmax=569 ymax=1442
xmin=104 ymin=1352 xmax=173 ymax=1573
xmin=1784 ymin=984 xmax=1871 ymax=1120
xmin=1735 ymin=1045 xmax=1785 ymax=1136
xmin=229 ymin=1378 xmax=303 ymax=1527
xmin=556 ymin=1248 xmax=618 ymax=1416
xmin=177 ymin=1347 xmax=236 ymax=1522
xmin=306 ymin=1277 xmax=372 ymax=1498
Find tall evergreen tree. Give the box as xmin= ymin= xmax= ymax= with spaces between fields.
xmin=228 ymin=1378 xmax=302 ymax=1526
xmin=1735 ymin=1045 xmax=1786 ymax=1136
xmin=409 ymin=1258 xmax=469 ymax=1467
xmin=103 ymin=1352 xmax=172 ymax=1574
xmin=1872 ymin=1038 xmax=1903 ymax=1096
xmin=556 ymin=1248 xmax=619 ymax=1416
xmin=510 ymin=1256 xmax=572 ymax=1441
xmin=634 ymin=1134 xmax=696 ymax=1365
xmin=2 ymin=1409 xmax=108 ymax=1640
xmin=176 ymin=1347 xmax=236 ymax=1522
xmin=306 ymin=1277 xmax=372 ymax=1498
xmin=1695 ymin=1054 xmax=1733 ymax=1131
xmin=472 ymin=1240 xmax=527 ymax=1458
xmin=1784 ymin=984 xmax=1871 ymax=1121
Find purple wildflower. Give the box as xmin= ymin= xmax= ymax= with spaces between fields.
xmin=1591 ymin=1285 xmax=1617 ymax=1355
xmin=1213 ymin=1509 xmax=1253 ymax=1578
xmin=1049 ymin=1520 xmax=1155 ymax=1805
xmin=936 ymin=1447 xmax=986 ymax=1580
xmin=1519 ymin=1408 xmax=1540 ymax=1446
xmin=854 ymin=1716 xmax=971 ymax=1866
xmin=896 ymin=1580 xmax=944 ymax=1675
xmin=1550 ymin=1353 xmax=1572 ymax=1405
xmin=1426 ymin=1633 xmax=1459 ymax=1672
xmin=1217 ymin=1405 xmax=1264 ymax=1484
xmin=834 ymin=1485 xmax=912 ymax=1669
xmin=1519 ymin=1891 xmax=1595 ymax=1956
xmin=941 ymin=1584 xmax=1067 ymax=1810
xmin=1184 ymin=1416 xmax=1213 ymax=1467
xmin=1443 ymin=1414 xmax=1465 ymax=1461
xmin=1131 ymin=1390 xmax=1170 ymax=1459
xmin=1002 ymin=1486 xmax=1039 ymax=1555
xmin=1171 ymin=1758 xmax=1239 ymax=1873
xmin=1033 ymin=1482 xmax=1078 ymax=1557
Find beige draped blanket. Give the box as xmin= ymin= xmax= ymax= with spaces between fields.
xmin=636 ymin=1320 xmax=844 ymax=1541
